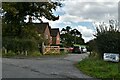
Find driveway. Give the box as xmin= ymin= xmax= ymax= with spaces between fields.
xmin=2 ymin=53 xmax=92 ymax=78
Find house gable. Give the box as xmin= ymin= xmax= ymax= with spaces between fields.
xmin=51 ymin=28 xmax=60 ymax=45
xmin=56 ymin=32 xmax=60 ymax=44
xmin=34 ymin=22 xmax=51 ymax=45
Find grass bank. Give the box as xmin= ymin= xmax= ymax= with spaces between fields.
xmin=2 ymin=51 xmax=42 ymax=58
xmin=2 ymin=50 xmax=68 ymax=58
xmin=75 ymin=52 xmax=120 ymax=79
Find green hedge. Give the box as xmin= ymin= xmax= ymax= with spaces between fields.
xmin=3 ymin=37 xmax=38 ymax=54
xmin=95 ymin=31 xmax=120 ymax=58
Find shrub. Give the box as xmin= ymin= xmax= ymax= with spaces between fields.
xmin=91 ymin=20 xmax=120 ymax=58
xmin=28 ymin=51 xmax=42 ymax=57
xmin=3 ymin=50 xmax=16 ymax=57
xmin=2 ymin=37 xmax=38 ymax=55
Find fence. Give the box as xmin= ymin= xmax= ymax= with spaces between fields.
xmin=44 ymin=46 xmax=68 ymax=54
xmin=44 ymin=46 xmax=60 ymax=54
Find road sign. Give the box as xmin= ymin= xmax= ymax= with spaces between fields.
xmin=103 ymin=53 xmax=119 ymax=62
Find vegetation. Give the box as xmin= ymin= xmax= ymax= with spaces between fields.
xmin=77 ymin=20 xmax=120 ymax=79
xmin=75 ymin=52 xmax=120 ymax=79
xmin=2 ymin=2 xmax=62 ymax=56
xmin=2 ymin=50 xmax=42 ymax=58
xmin=60 ymin=26 xmax=85 ymax=47
xmin=2 ymin=2 xmax=62 ymax=24
xmin=87 ymin=20 xmax=120 ymax=58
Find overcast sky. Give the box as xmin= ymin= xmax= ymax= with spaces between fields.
xmin=39 ymin=0 xmax=119 ymax=42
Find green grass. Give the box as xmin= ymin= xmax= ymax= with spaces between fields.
xmin=27 ymin=51 xmax=42 ymax=57
xmin=2 ymin=50 xmax=42 ymax=58
xmin=2 ymin=50 xmax=68 ymax=58
xmin=75 ymin=52 xmax=120 ymax=79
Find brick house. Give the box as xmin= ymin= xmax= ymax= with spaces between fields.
xmin=51 ymin=28 xmax=60 ymax=45
xmin=34 ymin=22 xmax=52 ymax=45
xmin=34 ymin=22 xmax=60 ymax=45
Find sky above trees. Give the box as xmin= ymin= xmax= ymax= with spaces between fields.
xmin=38 ymin=0 xmax=119 ymax=42
xmin=2 ymin=0 xmax=119 ymax=42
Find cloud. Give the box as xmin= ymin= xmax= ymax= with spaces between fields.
xmin=41 ymin=0 xmax=119 ymax=42
xmin=42 ymin=1 xmax=118 ymax=26
xmin=41 ymin=14 xmax=93 ymax=29
xmin=60 ymin=14 xmax=93 ymax=23
xmin=62 ymin=1 xmax=118 ymax=22
xmin=75 ymin=26 xmax=95 ymax=42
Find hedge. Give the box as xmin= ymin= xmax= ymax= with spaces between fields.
xmin=2 ymin=37 xmax=38 ymax=54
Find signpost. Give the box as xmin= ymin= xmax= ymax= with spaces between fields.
xmin=103 ymin=53 xmax=119 ymax=62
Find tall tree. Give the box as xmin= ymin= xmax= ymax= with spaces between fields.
xmin=2 ymin=2 xmax=62 ymax=54
xmin=66 ymin=26 xmax=71 ymax=33
xmin=2 ymin=2 xmax=62 ymax=24
xmin=60 ymin=26 xmax=84 ymax=47
xmin=2 ymin=2 xmax=62 ymax=38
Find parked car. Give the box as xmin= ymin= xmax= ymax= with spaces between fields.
xmin=81 ymin=46 xmax=87 ymax=53
xmin=72 ymin=45 xmax=87 ymax=53
xmin=68 ymin=47 xmax=73 ymax=53
xmin=72 ymin=46 xmax=81 ymax=53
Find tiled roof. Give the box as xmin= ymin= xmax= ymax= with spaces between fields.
xmin=33 ymin=22 xmax=50 ymax=34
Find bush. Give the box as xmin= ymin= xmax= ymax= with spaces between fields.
xmin=2 ymin=37 xmax=38 ymax=55
xmin=91 ymin=20 xmax=120 ymax=58
xmin=28 ymin=51 xmax=42 ymax=57
xmin=96 ymin=31 xmax=120 ymax=58
xmin=2 ymin=50 xmax=16 ymax=57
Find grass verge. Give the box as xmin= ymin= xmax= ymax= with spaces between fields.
xmin=2 ymin=50 xmax=68 ymax=58
xmin=75 ymin=52 xmax=120 ymax=79
xmin=2 ymin=51 xmax=42 ymax=58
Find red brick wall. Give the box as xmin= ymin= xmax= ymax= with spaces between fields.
xmin=44 ymin=26 xmax=51 ymax=45
xmin=56 ymin=32 xmax=60 ymax=44
xmin=52 ymin=37 xmax=56 ymax=45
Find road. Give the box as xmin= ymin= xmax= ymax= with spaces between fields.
xmin=2 ymin=53 xmax=93 ymax=79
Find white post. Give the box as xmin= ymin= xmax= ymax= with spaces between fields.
xmin=25 ymin=51 xmax=28 ymax=56
xmin=42 ymin=42 xmax=45 ymax=54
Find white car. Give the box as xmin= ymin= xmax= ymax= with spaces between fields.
xmin=80 ymin=46 xmax=87 ymax=53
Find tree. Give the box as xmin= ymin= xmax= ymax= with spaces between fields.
xmin=94 ymin=20 xmax=120 ymax=58
xmin=66 ymin=26 xmax=71 ymax=33
xmin=2 ymin=2 xmax=62 ymax=24
xmin=60 ymin=26 xmax=84 ymax=47
xmin=2 ymin=2 xmax=62 ymax=54
xmin=2 ymin=2 xmax=62 ymax=38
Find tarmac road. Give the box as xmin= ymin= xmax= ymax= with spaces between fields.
xmin=2 ymin=53 xmax=93 ymax=79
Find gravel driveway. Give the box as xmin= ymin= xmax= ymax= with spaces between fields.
xmin=2 ymin=53 xmax=93 ymax=79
